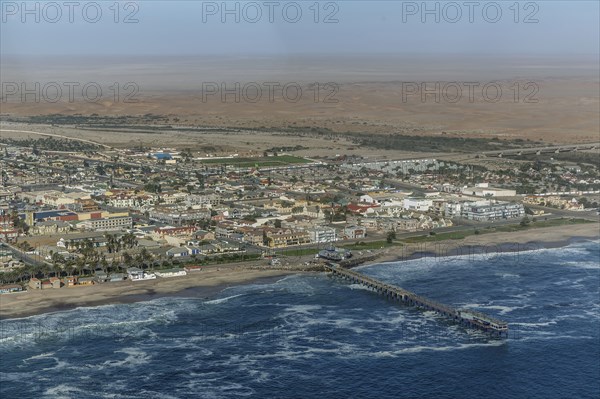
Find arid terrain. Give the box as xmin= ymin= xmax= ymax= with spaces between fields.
xmin=1 ymin=55 xmax=598 ymax=145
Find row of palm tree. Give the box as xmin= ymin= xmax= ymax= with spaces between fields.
xmin=0 ymin=244 xmax=153 ymax=285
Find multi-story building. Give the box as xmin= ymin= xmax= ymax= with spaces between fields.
xmin=403 ymin=198 xmax=433 ymax=212
xmin=149 ymin=206 xmax=211 ymax=225
xmin=264 ymin=229 xmax=311 ymax=248
xmin=307 ymin=226 xmax=338 ymax=243
xmin=31 ymin=221 xmax=71 ymax=235
xmin=458 ymin=201 xmax=525 ymax=221
xmin=344 ymin=225 xmax=367 ymax=239
xmin=78 ymin=216 xmax=133 ymax=231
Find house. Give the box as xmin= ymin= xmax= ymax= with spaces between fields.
xmin=396 ymin=218 xmax=419 ymax=232
xmin=217 ymin=240 xmax=242 ymax=252
xmin=166 ymin=247 xmax=190 ymax=258
xmin=358 ymin=194 xmax=378 ymax=204
xmin=344 ymin=225 xmax=367 ymax=239
xmin=194 ymin=230 xmax=215 ymax=241
xmin=49 ymin=277 xmax=61 ymax=289
xmin=94 ymin=271 xmax=109 ymax=283
xmin=29 ymin=278 xmax=41 ymax=290
xmin=127 ymin=267 xmax=156 ymax=281
xmin=155 ymin=268 xmax=187 ymax=278
xmin=78 ymin=277 xmax=95 ymax=286
xmin=347 ymin=203 xmax=378 ymax=215
xmin=31 ymin=221 xmax=71 ymax=236
xmin=63 ymin=276 xmax=78 ymax=287
xmin=0 ymin=284 xmax=23 ymax=294
xmin=109 ymin=273 xmax=126 ymax=282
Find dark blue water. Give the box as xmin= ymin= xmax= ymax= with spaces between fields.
xmin=1 ymin=241 xmax=599 ymax=398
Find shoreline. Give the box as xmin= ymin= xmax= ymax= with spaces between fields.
xmin=0 ymin=268 xmax=297 ymax=320
xmin=1 ymin=223 xmax=598 ymax=320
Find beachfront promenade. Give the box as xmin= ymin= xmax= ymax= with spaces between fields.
xmin=325 ymin=262 xmax=509 ymax=337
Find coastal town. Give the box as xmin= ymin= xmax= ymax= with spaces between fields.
xmin=0 ymin=125 xmax=599 ymax=295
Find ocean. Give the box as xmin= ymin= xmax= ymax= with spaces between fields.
xmin=1 ymin=240 xmax=598 ymax=399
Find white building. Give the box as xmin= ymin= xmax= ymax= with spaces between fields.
xmin=308 ymin=227 xmax=338 ymax=243
xmin=78 ymin=216 xmax=133 ymax=231
xmin=358 ymin=194 xmax=378 ymax=204
xmin=447 ymin=200 xmax=525 ymax=221
xmin=403 ymin=198 xmax=433 ymax=212
xmin=155 ymin=268 xmax=187 ymax=278
xmin=462 ymin=183 xmax=516 ymax=197
xmin=127 ymin=267 xmax=157 ymax=281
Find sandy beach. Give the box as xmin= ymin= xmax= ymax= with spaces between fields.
xmin=1 ymin=223 xmax=597 ymax=320
xmin=0 ymin=267 xmax=296 ymax=320
xmin=374 ymin=222 xmax=600 ymax=264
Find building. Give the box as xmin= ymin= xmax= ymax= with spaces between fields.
xmin=149 ymin=206 xmax=211 ymax=225
xmin=318 ymin=247 xmax=352 ymax=261
xmin=78 ymin=277 xmax=95 ymax=286
xmin=0 ymin=215 xmax=18 ymax=242
xmin=95 ymin=271 xmax=109 ymax=283
xmin=396 ymin=218 xmax=419 ymax=232
xmin=155 ymin=268 xmax=187 ymax=278
xmin=403 ymin=198 xmax=433 ymax=212
xmin=29 ymin=278 xmax=41 ymax=290
xmin=32 ymin=210 xmax=79 ymax=223
xmin=49 ymin=277 xmax=61 ymax=288
xmin=344 ymin=225 xmax=367 ymax=240
xmin=78 ymin=216 xmax=133 ymax=231
xmin=458 ymin=201 xmax=525 ymax=221
xmin=264 ymin=229 xmax=311 ymax=248
xmin=462 ymin=183 xmax=516 ymax=197
xmin=109 ymin=273 xmax=126 ymax=282
xmin=0 ymin=284 xmax=23 ymax=294
xmin=152 ymin=226 xmax=196 ymax=239
xmin=127 ymin=267 xmax=156 ymax=281
xmin=166 ymin=247 xmax=190 ymax=258
xmin=30 ymin=221 xmax=71 ymax=236
xmin=308 ymin=227 xmax=338 ymax=243
xmin=63 ymin=276 xmax=78 ymax=287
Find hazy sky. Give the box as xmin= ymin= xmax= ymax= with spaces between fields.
xmin=1 ymin=1 xmax=599 ymax=56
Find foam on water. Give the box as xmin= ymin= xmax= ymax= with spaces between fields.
xmin=1 ymin=240 xmax=598 ymax=399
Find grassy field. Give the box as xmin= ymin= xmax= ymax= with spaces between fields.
xmin=340 ymin=240 xmax=403 ymax=250
xmin=199 ymin=155 xmax=311 ymax=167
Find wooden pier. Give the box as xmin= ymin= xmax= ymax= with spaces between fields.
xmin=325 ymin=263 xmax=509 ymax=337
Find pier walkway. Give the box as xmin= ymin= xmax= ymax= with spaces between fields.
xmin=325 ymin=263 xmax=509 ymax=337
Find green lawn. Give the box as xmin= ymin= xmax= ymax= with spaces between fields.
xmin=340 ymin=240 xmax=403 ymax=250
xmin=199 ymin=155 xmax=310 ymax=167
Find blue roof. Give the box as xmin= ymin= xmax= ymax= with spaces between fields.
xmin=34 ymin=210 xmax=77 ymax=219
xmin=153 ymin=153 xmax=173 ymax=160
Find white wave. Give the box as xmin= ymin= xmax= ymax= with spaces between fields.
xmin=101 ymin=347 xmax=151 ymax=369
xmin=347 ymin=283 xmax=374 ymax=292
xmin=44 ymin=383 xmax=88 ymax=398
xmin=460 ymin=303 xmax=527 ymax=315
xmin=23 ymin=351 xmax=56 ymax=362
xmin=282 ymin=304 xmax=323 ymax=315
xmin=203 ymin=293 xmax=244 ymax=305
xmin=373 ymin=340 xmax=506 ymax=357
xmin=516 ymin=334 xmax=596 ymax=342
xmin=511 ymin=320 xmax=558 ymax=327
xmin=562 ymin=261 xmax=600 ymax=270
